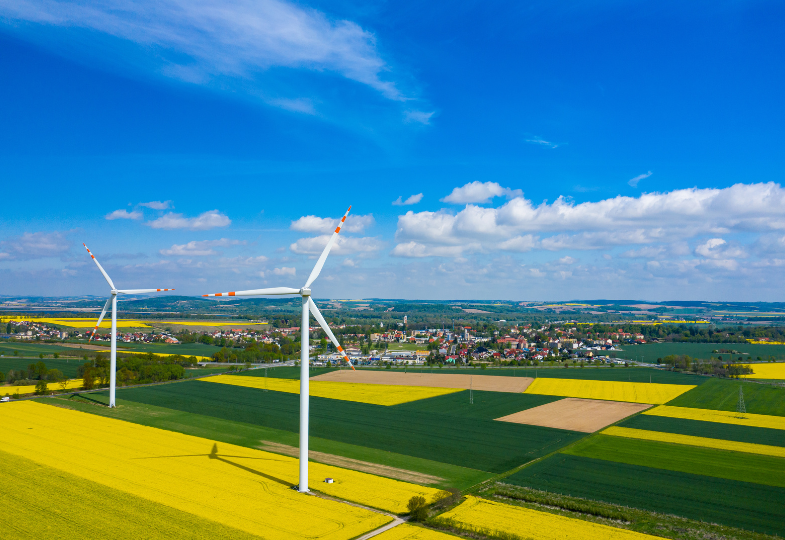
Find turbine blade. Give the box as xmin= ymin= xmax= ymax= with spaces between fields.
xmin=308 ymin=297 xmax=354 ymax=370
xmin=203 ymin=287 xmax=300 ymax=297
xmin=88 ymin=297 xmax=112 ymax=342
xmin=117 ymin=288 xmax=175 ymax=294
xmin=303 ymin=206 xmax=351 ymax=289
xmin=83 ymin=243 xmax=115 ymax=289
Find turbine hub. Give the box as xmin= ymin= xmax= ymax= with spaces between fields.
xmin=300 ymin=288 xmax=311 ymax=297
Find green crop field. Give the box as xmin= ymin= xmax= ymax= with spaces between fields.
xmin=239 ymin=366 xmax=338 ymax=379
xmin=616 ymin=342 xmax=785 ymax=361
xmin=0 ymin=342 xmax=93 ymax=357
xmin=358 ymin=366 xmax=703 ymax=384
xmin=564 ymin=434 xmax=785 ymax=487
xmin=108 ymin=380 xmax=585 ymax=474
xmin=393 ymin=391 xmax=561 ymax=420
xmin=0 ymin=357 xmax=83 ymax=378
xmin=667 ymin=378 xmax=785 ymax=416
xmin=123 ymin=342 xmax=224 ymax=357
xmin=619 ymin=414 xmax=785 ymax=447
xmin=505 ymin=453 xmax=785 ymax=536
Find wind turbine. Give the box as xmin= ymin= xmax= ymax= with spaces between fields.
xmin=83 ymin=244 xmax=174 ymax=408
xmin=203 ymin=206 xmax=355 ymax=493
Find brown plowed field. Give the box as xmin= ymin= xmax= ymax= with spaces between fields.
xmin=495 ymin=397 xmax=652 ymax=432
xmin=310 ymin=370 xmax=534 ymax=393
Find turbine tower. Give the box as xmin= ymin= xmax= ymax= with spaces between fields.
xmin=83 ymin=244 xmax=174 ymax=407
xmin=203 ymin=206 xmax=355 ymax=493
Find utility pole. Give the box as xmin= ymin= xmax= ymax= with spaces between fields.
xmin=737 ymin=386 xmax=746 ymax=418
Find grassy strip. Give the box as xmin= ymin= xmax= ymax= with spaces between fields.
xmin=107 ymin=381 xmax=585 ymax=474
xmin=618 ymin=414 xmax=785 ymax=447
xmin=504 ymin=453 xmax=785 ymax=536
xmin=483 ymin=484 xmax=778 ymax=540
xmin=564 ymin=434 xmax=785 ymax=487
xmin=393 ymin=391 xmax=561 ymax=421
xmin=43 ymin=394 xmax=491 ymax=490
xmin=667 ymin=378 xmax=785 ymax=416
xmin=426 ymin=517 xmax=528 ymax=540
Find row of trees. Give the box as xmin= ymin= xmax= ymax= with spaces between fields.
xmin=659 ymin=354 xmax=754 ymax=377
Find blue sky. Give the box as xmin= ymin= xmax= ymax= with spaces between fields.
xmin=1 ymin=0 xmax=784 ymax=300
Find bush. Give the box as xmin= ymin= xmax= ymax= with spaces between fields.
xmin=407 ymin=495 xmax=428 ymax=521
xmin=34 ymin=380 xmax=49 ymax=395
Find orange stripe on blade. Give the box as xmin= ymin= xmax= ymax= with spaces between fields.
xmin=228 ymin=292 xmax=235 ymax=296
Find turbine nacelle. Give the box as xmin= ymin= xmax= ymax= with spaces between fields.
xmin=299 ymin=288 xmax=311 ymax=297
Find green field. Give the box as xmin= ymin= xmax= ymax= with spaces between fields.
xmin=564 ymin=434 xmax=785 ymax=487
xmin=0 ymin=342 xmax=92 ymax=357
xmin=618 ymin=414 xmax=785 ymax=446
xmin=122 ymin=342 xmax=224 ymax=357
xmin=394 ymin=391 xmax=561 ymax=420
xmin=0 ymin=357 xmax=83 ymax=378
xmin=240 ymin=366 xmax=338 ymax=379
xmin=104 ymin=380 xmax=585 ymax=474
xmin=0 ymin=448 xmax=259 ymax=540
xmin=505 ymin=453 xmax=785 ymax=536
xmin=356 ymin=366 xmax=703 ymax=384
xmin=667 ymin=378 xmax=785 ymax=416
xmin=617 ymin=342 xmax=785 ymax=361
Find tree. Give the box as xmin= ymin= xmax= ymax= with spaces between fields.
xmin=407 ymin=496 xmax=428 ymax=521
xmin=34 ymin=380 xmax=49 ymax=395
xmin=83 ymin=365 xmax=96 ymax=390
xmin=47 ymin=369 xmax=64 ymax=384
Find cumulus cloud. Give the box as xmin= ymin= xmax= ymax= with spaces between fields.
xmin=290 ymin=235 xmax=384 ymax=255
xmin=273 ymin=267 xmax=296 ymax=276
xmin=392 ymin=193 xmax=423 ymax=206
xmin=148 ymin=210 xmax=231 ymax=230
xmin=139 ymin=201 xmax=172 ymax=210
xmin=0 ymin=0 xmax=403 ymax=102
xmin=290 ymin=214 xmax=374 ymax=234
xmin=695 ymin=238 xmax=747 ymax=259
xmin=395 ymin=183 xmax=785 ymax=257
xmin=391 ymin=242 xmax=468 ymax=258
xmin=628 ymin=171 xmax=652 ymax=188
xmin=0 ymin=231 xmax=73 ymax=260
xmin=106 ymin=209 xmax=143 ymax=220
xmin=160 ymin=238 xmax=244 ymax=256
xmin=441 ymin=181 xmax=523 ymax=204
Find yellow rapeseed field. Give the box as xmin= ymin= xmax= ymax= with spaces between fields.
xmin=0 ymin=449 xmax=263 ymax=540
xmin=1 ymin=379 xmax=82 ymax=396
xmin=524 ymin=378 xmax=694 ymax=404
xmin=644 ymin=405 xmax=785 ymax=430
xmin=741 ymin=362 xmax=785 ymax=380
xmin=202 ymin=375 xmax=462 ymax=406
xmin=0 ymin=401 xmax=449 ymax=537
xmin=373 ymin=524 xmax=458 ymax=540
xmin=602 ymin=426 xmax=785 ymax=458
xmin=437 ymin=496 xmax=658 ymax=540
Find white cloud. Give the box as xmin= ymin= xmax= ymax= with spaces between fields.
xmin=628 ymin=171 xmax=652 ymax=188
xmin=695 ymin=238 xmax=747 ymax=259
xmin=1 ymin=0 xmax=403 ymax=101
xmin=404 ymin=110 xmax=435 ymax=125
xmin=290 ymin=235 xmax=384 ymax=255
xmin=392 ymin=193 xmax=424 ymax=206
xmin=342 ymin=258 xmax=356 ymax=267
xmin=441 ymin=181 xmax=523 ymax=204
xmin=148 ymin=210 xmax=231 ymax=230
xmin=105 ymin=209 xmax=143 ymax=220
xmin=395 ymin=183 xmax=785 ymax=257
xmin=559 ymin=256 xmax=576 ymax=265
xmin=290 ymin=213 xmax=374 ymax=234
xmin=0 ymin=231 xmax=73 ymax=260
xmin=391 ymin=242 xmax=468 ymax=258
xmin=160 ymin=238 xmax=244 ymax=256
xmin=525 ymin=136 xmax=558 ymax=149
xmin=269 ymin=98 xmax=316 ymax=115
xmin=139 ymin=201 xmax=172 ymax=210
xmin=498 ymin=235 xmax=537 ymax=252
xmin=273 ymin=267 xmax=296 ymax=276
xmin=620 ymin=246 xmax=667 ymax=258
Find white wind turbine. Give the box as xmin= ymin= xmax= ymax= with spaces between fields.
xmin=83 ymin=243 xmax=174 ymax=408
xmin=203 ymin=206 xmax=355 ymax=493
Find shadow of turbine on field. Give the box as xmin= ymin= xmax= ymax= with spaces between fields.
xmin=133 ymin=443 xmax=293 ymax=488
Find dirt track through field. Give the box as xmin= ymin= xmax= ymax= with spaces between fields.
xmin=310 ymin=371 xmax=534 ymax=393
xmin=496 ymin=398 xmax=652 ymax=432
xmin=257 ymin=441 xmax=443 ymax=485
